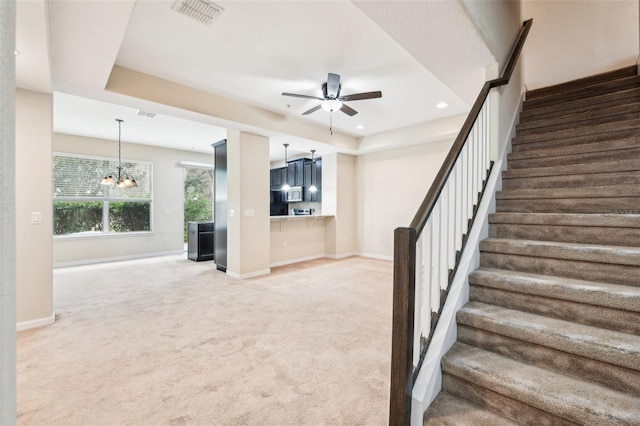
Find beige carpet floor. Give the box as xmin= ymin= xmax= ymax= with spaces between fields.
xmin=17 ymin=255 xmax=392 ymax=425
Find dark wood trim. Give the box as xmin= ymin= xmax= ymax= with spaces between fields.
xmin=389 ymin=227 xmax=416 ymax=426
xmin=389 ymin=19 xmax=533 ymax=426
xmin=410 ymin=19 xmax=532 ymax=235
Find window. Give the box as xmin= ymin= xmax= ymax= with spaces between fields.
xmin=183 ymin=167 xmax=213 ymax=242
xmin=53 ymin=153 xmax=152 ymax=236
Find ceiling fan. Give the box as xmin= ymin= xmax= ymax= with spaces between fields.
xmin=282 ymin=73 xmax=382 ymax=117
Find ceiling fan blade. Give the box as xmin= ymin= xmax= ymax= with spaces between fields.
xmin=340 ymin=104 xmax=358 ymax=116
xmin=338 ymin=91 xmax=382 ymax=102
xmin=302 ymin=104 xmax=322 ymax=115
xmin=282 ymin=92 xmax=324 ymax=101
xmin=326 ymin=73 xmax=341 ymax=98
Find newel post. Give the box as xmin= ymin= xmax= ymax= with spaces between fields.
xmin=389 ymin=227 xmax=417 ymax=426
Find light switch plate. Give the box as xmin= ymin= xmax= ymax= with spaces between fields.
xmin=31 ymin=212 xmax=42 ymax=224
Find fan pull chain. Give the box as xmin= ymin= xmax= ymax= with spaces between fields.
xmin=330 ymin=111 xmax=333 ymax=135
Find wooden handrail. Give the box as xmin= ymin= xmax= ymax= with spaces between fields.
xmin=389 ymin=19 xmax=533 ymax=426
xmin=410 ymin=19 xmax=532 ymax=235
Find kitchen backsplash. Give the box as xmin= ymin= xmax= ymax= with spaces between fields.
xmin=288 ymin=201 xmax=322 ymax=215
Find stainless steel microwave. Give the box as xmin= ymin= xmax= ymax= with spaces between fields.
xmin=285 ymin=186 xmax=303 ymax=202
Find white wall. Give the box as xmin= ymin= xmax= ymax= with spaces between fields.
xmin=1 ymin=0 xmax=16 ymax=418
xmin=462 ymin=0 xmax=523 ymax=158
xmin=53 ymin=133 xmax=213 ymax=265
xmin=522 ymin=0 xmax=639 ymax=90
xmin=356 ymin=139 xmax=454 ymax=260
xmin=324 ymin=153 xmax=358 ymax=258
xmin=16 ymin=89 xmax=53 ymax=326
xmin=270 ymin=218 xmax=327 ymax=266
xmin=462 ymin=0 xmax=522 ymax=67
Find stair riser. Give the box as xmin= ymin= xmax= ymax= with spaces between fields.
xmin=441 ymin=374 xmax=573 ymax=426
xmin=480 ymin=253 xmax=640 ymax=287
xmin=520 ymin=88 xmax=640 ymax=122
xmin=512 ymin=128 xmax=640 ymax=153
xmin=507 ymin=147 xmax=640 ymax=169
xmin=496 ymin=198 xmax=640 ymax=215
xmin=457 ymin=325 xmax=640 ymax=396
xmin=470 ymin=286 xmax=640 ymax=335
xmin=517 ymin=103 xmax=640 ymax=136
xmin=502 ymin=172 xmax=640 ymax=190
xmin=514 ymin=117 xmax=640 ymax=144
xmin=522 ymin=77 xmax=640 ymax=110
xmin=525 ymin=66 xmax=638 ymax=100
xmin=489 ymin=223 xmax=640 ymax=247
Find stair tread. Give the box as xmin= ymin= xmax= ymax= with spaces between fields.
xmin=497 ymin=184 xmax=640 ymax=199
xmin=503 ymin=158 xmax=640 ymax=180
xmin=480 ymin=238 xmax=640 ymax=266
xmin=514 ymin=117 xmax=640 ymax=144
xmin=520 ymin=86 xmax=640 ymax=121
xmin=489 ymin=212 xmax=640 ymax=228
xmin=458 ymin=301 xmax=640 ymax=370
xmin=523 ymin=75 xmax=640 ymax=110
xmin=517 ymin=101 xmax=640 ymax=133
xmin=424 ymin=392 xmax=518 ymax=426
xmin=470 ymin=266 xmax=640 ymax=313
xmin=508 ymin=137 xmax=640 ymax=161
xmin=443 ymin=342 xmax=640 ymax=424
xmin=526 ymin=66 xmax=638 ymax=100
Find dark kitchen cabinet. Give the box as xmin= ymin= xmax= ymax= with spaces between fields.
xmin=287 ymin=159 xmax=305 ymax=187
xmin=270 ymin=167 xmax=287 ymax=191
xmin=187 ymin=222 xmax=214 ymax=262
xmin=304 ymin=158 xmax=322 ymax=202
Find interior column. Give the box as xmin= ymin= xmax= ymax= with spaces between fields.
xmin=225 ymin=130 xmax=271 ymax=278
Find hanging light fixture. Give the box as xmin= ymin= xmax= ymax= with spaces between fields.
xmin=281 ymin=143 xmax=290 ymax=192
xmin=100 ymin=119 xmax=138 ymax=188
xmin=309 ymin=149 xmax=317 ymax=193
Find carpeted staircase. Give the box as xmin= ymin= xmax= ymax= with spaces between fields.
xmin=424 ymin=66 xmax=640 ymax=424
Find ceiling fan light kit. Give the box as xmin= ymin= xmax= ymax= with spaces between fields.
xmin=282 ymin=72 xmax=382 ymax=134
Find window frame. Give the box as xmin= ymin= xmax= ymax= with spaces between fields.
xmin=53 ymin=152 xmax=154 ymax=238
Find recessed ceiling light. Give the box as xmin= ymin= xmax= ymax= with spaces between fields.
xmin=356 ymin=124 xmax=364 ymax=130
xmin=436 ymin=102 xmax=448 ymax=109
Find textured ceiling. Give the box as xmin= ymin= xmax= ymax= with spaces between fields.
xmin=23 ymin=1 xmax=635 ymax=161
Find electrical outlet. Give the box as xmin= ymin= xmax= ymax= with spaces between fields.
xmin=283 ymin=241 xmax=288 ymax=248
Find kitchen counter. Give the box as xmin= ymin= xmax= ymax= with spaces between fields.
xmin=269 ymin=214 xmax=332 ymax=219
xmin=270 ymin=214 xmax=332 ymax=232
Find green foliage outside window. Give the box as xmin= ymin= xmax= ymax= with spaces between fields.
xmin=183 ymin=168 xmax=213 ymax=242
xmin=53 ymin=201 xmax=103 ymax=235
xmin=109 ymin=202 xmax=151 ymax=232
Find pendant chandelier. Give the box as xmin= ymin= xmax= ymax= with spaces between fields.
xmin=281 ymin=143 xmax=290 ymax=191
xmin=100 ymin=119 xmax=138 ymax=188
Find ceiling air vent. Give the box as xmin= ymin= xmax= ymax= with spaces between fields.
xmin=172 ymin=0 xmax=224 ymax=25
xmin=136 ymin=110 xmax=157 ymax=118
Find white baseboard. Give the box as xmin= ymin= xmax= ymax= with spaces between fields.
xmin=270 ymin=254 xmax=326 ymax=268
xmin=53 ymin=250 xmax=185 ymax=268
xmin=17 ymin=313 xmax=55 ymax=332
xmin=226 ymin=268 xmax=271 ymax=279
xmin=325 ymin=252 xmax=358 ymax=260
xmin=359 ymin=252 xmax=393 ymax=262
